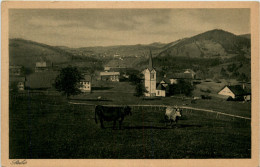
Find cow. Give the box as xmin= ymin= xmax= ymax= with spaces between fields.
xmin=95 ymin=105 xmax=132 ymax=129
xmin=164 ymin=106 xmax=182 ymax=128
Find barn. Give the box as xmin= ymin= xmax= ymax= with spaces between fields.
xmin=218 ymin=85 xmax=251 ymax=101
xmin=26 ymin=71 xmax=58 ymax=90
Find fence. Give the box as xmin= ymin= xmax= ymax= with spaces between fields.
xmin=68 ymin=101 xmax=251 ymax=121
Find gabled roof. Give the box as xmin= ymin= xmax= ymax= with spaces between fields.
xmin=220 ymin=85 xmax=250 ymax=96
xmin=156 ymin=83 xmax=166 ymax=90
xmin=168 ymin=73 xmax=193 ymax=79
xmin=26 ymin=71 xmax=58 ymax=89
xmin=100 ymin=72 xmax=120 ymax=76
xmin=184 ymin=69 xmax=196 ymax=75
xmin=10 ymin=76 xmax=25 ymax=82
xmin=81 ymin=75 xmax=91 ymax=82
xmin=36 ymin=62 xmax=47 ymax=68
xmin=160 ymin=78 xmax=171 ymax=84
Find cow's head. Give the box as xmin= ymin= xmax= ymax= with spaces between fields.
xmin=124 ymin=106 xmax=132 ymax=116
xmin=175 ymin=107 xmax=182 ymax=117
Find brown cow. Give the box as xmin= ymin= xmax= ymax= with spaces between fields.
xmin=95 ymin=105 xmax=132 ymax=129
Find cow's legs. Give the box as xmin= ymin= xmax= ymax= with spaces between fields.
xmin=113 ymin=120 xmax=117 ymax=130
xmin=170 ymin=120 xmax=174 ymax=128
xmin=100 ymin=119 xmax=105 ymax=129
xmin=164 ymin=115 xmax=168 ymax=127
xmin=119 ymin=117 xmax=124 ymax=129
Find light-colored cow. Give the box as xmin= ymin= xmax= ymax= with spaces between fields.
xmin=164 ymin=106 xmax=182 ymax=128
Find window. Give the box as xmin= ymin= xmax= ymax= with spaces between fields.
xmin=151 ymin=74 xmax=154 ymax=79
xmin=157 ymin=91 xmax=160 ymax=95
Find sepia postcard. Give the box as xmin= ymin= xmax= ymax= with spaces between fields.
xmin=1 ymin=1 xmax=259 ymax=167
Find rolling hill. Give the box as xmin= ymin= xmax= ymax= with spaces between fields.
xmin=9 ymin=38 xmax=72 ymax=68
xmin=9 ymin=29 xmax=251 ymax=81
xmin=158 ymin=29 xmax=250 ymax=59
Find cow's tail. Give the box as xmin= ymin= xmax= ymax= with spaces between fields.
xmin=95 ymin=106 xmax=98 ymax=124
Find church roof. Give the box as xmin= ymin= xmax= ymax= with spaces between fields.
xmin=148 ymin=50 xmax=154 ymax=71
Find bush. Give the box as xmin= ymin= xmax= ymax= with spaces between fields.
xmin=200 ymin=89 xmax=211 ymax=93
xmin=134 ymin=83 xmax=147 ymax=97
xmin=54 ymin=66 xmax=82 ymax=98
xmin=201 ymin=95 xmax=212 ymax=99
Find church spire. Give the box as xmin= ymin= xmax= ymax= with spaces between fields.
xmin=148 ymin=50 xmax=153 ymax=71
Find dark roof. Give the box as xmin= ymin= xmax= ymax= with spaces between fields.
xmin=160 ymin=78 xmax=171 ymax=84
xmin=156 ymin=83 xmax=166 ymax=90
xmin=226 ymin=85 xmax=250 ymax=96
xmin=81 ymin=75 xmax=91 ymax=81
xmin=168 ymin=73 xmax=193 ymax=79
xmin=10 ymin=76 xmax=25 ymax=82
xmin=26 ymin=71 xmax=58 ymax=89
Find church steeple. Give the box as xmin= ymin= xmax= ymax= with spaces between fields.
xmin=148 ymin=50 xmax=153 ymax=71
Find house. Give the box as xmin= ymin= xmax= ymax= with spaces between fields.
xmin=166 ymin=73 xmax=193 ymax=85
xmin=10 ymin=76 xmax=26 ymax=91
xmin=100 ymin=72 xmax=120 ymax=82
xmin=35 ymin=61 xmax=48 ymax=72
xmin=184 ymin=69 xmax=196 ymax=79
xmin=104 ymin=67 xmax=111 ymax=72
xmin=143 ymin=51 xmax=156 ymax=97
xmin=79 ymin=75 xmax=91 ymax=93
xmin=10 ymin=65 xmax=22 ymax=76
xmin=218 ymin=85 xmax=251 ymax=101
xmin=156 ymin=83 xmax=170 ymax=97
xmin=26 ymin=71 xmax=58 ymax=90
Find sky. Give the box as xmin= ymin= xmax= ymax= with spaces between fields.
xmin=9 ymin=9 xmax=250 ymax=48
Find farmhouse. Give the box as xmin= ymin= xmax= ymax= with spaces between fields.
xmin=10 ymin=76 xmax=26 ymax=91
xmin=100 ymin=71 xmax=120 ymax=82
xmin=35 ymin=61 xmax=48 ymax=72
xmin=10 ymin=65 xmax=22 ymax=76
xmin=143 ymin=51 xmax=156 ymax=97
xmin=79 ymin=75 xmax=91 ymax=93
xmin=104 ymin=67 xmax=111 ymax=72
xmin=218 ymin=85 xmax=251 ymax=101
xmin=184 ymin=69 xmax=196 ymax=79
xmin=166 ymin=73 xmax=193 ymax=85
xmin=26 ymin=71 xmax=58 ymax=90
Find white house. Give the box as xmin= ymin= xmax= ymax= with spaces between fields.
xmin=100 ymin=72 xmax=120 ymax=82
xmin=143 ymin=51 xmax=156 ymax=97
xmin=79 ymin=75 xmax=91 ymax=93
xmin=218 ymin=85 xmax=251 ymax=100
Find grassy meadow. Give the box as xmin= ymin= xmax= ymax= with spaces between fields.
xmin=10 ymin=93 xmax=251 ymax=159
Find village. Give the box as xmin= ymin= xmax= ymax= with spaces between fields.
xmin=9 ymin=50 xmax=251 ymax=105
xmin=9 ymin=52 xmax=252 ymax=159
xmin=7 ymin=8 xmax=253 ymax=159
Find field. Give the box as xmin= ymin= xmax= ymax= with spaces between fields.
xmin=10 ymin=93 xmax=251 ymax=159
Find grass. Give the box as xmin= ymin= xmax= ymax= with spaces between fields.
xmin=10 ymin=94 xmax=251 ymax=159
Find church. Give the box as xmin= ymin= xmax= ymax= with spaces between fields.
xmin=143 ymin=51 xmax=157 ymax=97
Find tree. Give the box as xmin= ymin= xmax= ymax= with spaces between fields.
xmin=134 ymin=83 xmax=147 ymax=97
xmin=169 ymin=79 xmax=194 ymax=97
xmin=54 ymin=66 xmax=83 ymax=98
xmin=10 ymin=82 xmax=18 ymax=93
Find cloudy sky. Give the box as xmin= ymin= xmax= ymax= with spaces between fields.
xmin=9 ymin=9 xmax=250 ymax=48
